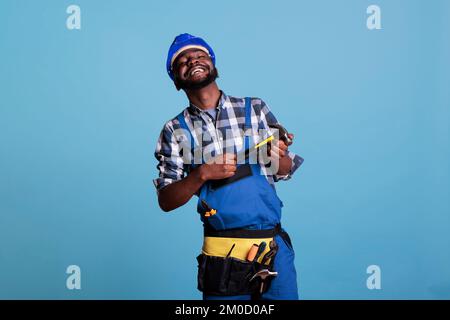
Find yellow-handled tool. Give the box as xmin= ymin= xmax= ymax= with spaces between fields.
xmin=201 ymin=199 xmax=217 ymax=217
xmin=241 ymin=135 xmax=274 ymax=161
xmin=253 ymin=135 xmax=274 ymax=149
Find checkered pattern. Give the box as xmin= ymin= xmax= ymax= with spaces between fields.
xmin=153 ymin=92 xmax=304 ymax=192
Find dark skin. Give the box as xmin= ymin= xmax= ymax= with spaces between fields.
xmin=158 ymin=48 xmax=295 ymax=212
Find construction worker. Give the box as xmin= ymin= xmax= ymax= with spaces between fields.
xmin=154 ymin=33 xmax=304 ymax=300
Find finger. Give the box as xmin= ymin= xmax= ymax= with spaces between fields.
xmin=216 ymin=153 xmax=233 ymax=164
xmin=270 ymin=146 xmax=280 ymax=158
xmin=225 ymin=171 xmax=236 ymax=177
xmin=271 ymin=145 xmax=286 ymax=158
xmin=223 ymin=164 xmax=237 ymax=172
xmin=224 ymin=153 xmax=237 ymax=164
xmin=213 ymin=155 xmax=224 ymax=164
xmin=224 ymin=152 xmax=236 ymax=158
xmin=278 ymin=141 xmax=288 ymax=151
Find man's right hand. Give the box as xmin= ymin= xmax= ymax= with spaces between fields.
xmin=198 ymin=153 xmax=237 ymax=181
xmin=157 ymin=153 xmax=236 ymax=212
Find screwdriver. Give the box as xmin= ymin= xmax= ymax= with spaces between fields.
xmin=252 ymin=241 xmax=267 ymax=263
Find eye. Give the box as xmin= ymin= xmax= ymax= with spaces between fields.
xmin=177 ymin=60 xmax=187 ymax=68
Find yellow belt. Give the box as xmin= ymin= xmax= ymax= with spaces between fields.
xmin=202 ymin=236 xmax=274 ymax=265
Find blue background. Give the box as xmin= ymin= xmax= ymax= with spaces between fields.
xmin=1 ymin=0 xmax=449 ymax=299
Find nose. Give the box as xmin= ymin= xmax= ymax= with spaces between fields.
xmin=187 ymin=56 xmax=200 ymax=67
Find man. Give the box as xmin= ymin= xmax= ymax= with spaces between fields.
xmin=154 ymin=33 xmax=304 ymax=300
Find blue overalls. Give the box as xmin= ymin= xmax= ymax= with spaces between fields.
xmin=177 ymin=98 xmax=298 ymax=300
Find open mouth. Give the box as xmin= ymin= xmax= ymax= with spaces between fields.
xmin=187 ymin=65 xmax=208 ymax=78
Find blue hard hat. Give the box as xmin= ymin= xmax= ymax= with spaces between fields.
xmin=166 ymin=33 xmax=216 ymax=80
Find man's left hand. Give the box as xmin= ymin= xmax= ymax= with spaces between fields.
xmin=269 ymin=133 xmax=294 ymax=175
xmin=270 ymin=133 xmax=294 ymax=159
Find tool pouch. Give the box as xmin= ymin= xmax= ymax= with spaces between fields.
xmin=196 ymin=254 xmax=275 ymax=296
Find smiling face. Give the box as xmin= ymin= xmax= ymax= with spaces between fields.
xmin=172 ymin=48 xmax=218 ymax=91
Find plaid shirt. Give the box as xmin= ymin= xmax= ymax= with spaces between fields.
xmin=153 ymin=91 xmax=304 ymax=192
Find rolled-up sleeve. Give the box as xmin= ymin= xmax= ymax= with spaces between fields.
xmin=153 ymin=122 xmax=185 ymax=192
xmin=258 ymin=98 xmax=305 ymax=182
xmin=274 ymin=150 xmax=304 ymax=182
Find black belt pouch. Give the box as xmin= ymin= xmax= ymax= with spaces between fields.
xmin=196 ymin=254 xmax=268 ymax=296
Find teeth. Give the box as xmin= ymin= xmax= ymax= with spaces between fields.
xmin=190 ymin=67 xmax=205 ymax=76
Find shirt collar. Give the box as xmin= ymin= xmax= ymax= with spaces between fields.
xmin=188 ymin=90 xmax=229 ymax=115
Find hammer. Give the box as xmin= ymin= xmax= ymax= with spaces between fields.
xmin=250 ymin=269 xmax=278 ymax=294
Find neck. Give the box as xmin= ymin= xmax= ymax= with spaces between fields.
xmin=185 ymin=82 xmax=221 ymax=110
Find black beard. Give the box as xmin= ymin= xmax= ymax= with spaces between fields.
xmin=175 ymin=67 xmax=219 ymax=91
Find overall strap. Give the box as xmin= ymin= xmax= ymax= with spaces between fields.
xmin=176 ymin=111 xmax=198 ymax=168
xmin=244 ymin=97 xmax=252 ymax=164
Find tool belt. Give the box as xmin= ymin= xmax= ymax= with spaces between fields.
xmin=196 ymin=224 xmax=281 ymax=298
